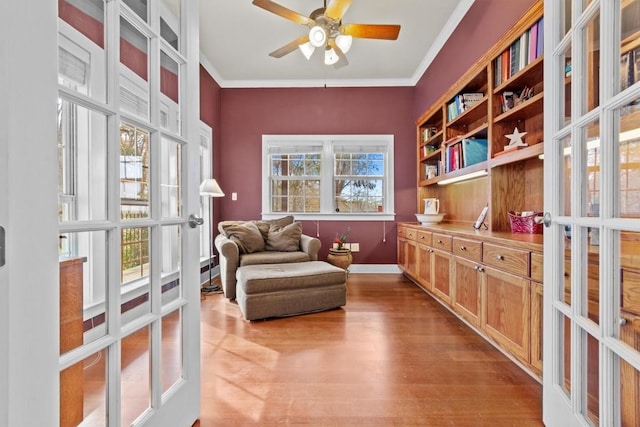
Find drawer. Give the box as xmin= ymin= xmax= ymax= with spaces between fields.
xmin=405 ymin=227 xmax=418 ymax=242
xmin=397 ymin=225 xmax=407 ymax=239
xmin=530 ymin=252 xmax=543 ymax=282
xmin=452 ymin=237 xmax=482 ymax=262
xmin=432 ymin=233 xmax=452 ymax=252
xmin=416 ymin=230 xmax=432 ymax=246
xmin=483 ymin=243 xmax=529 ymax=277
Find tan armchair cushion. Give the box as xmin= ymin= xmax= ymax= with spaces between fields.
xmin=265 ymin=222 xmax=302 ymax=252
xmin=219 ymin=221 xmax=265 ymax=254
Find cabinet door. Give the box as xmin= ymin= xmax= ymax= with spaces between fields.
xmin=397 ymin=237 xmax=407 ymax=271
xmin=530 ymin=281 xmax=543 ymax=375
xmin=452 ymin=256 xmax=482 ymax=327
xmin=406 ymin=240 xmax=418 ymax=279
xmin=417 ymin=244 xmax=433 ymax=291
xmin=483 ymin=266 xmax=530 ymax=364
xmin=432 ymin=249 xmax=452 ymax=305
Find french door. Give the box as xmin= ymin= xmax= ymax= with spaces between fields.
xmin=543 ymin=0 xmax=640 ymax=425
xmin=2 ymin=0 xmax=202 ymax=425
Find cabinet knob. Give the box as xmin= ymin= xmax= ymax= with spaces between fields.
xmin=496 ymin=255 xmax=504 ymax=261
xmin=460 ymin=245 xmax=466 ymax=251
xmin=437 ymin=239 xmax=443 ymax=244
xmin=428 ymin=248 xmax=433 ymax=253
xmin=478 ymin=266 xmax=484 ymax=273
xmin=620 ymin=317 xmax=628 ymax=326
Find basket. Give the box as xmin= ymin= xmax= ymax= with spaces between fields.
xmin=508 ymin=211 xmax=543 ymax=234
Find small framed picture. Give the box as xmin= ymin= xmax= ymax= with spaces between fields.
xmin=473 ymin=206 xmax=489 ymax=230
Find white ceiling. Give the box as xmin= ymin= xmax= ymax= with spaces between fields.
xmin=199 ymin=0 xmax=475 ymax=88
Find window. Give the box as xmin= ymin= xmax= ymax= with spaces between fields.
xmin=262 ymin=135 xmax=394 ymax=220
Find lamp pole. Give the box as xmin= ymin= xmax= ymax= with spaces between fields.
xmin=200 ymin=178 xmax=225 ymax=293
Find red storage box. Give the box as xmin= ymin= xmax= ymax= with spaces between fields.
xmin=508 ymin=211 xmax=543 ymax=234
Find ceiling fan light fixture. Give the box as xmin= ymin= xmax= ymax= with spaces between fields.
xmin=335 ymin=34 xmax=352 ymax=53
xmin=309 ymin=25 xmax=327 ymax=47
xmin=299 ymin=42 xmax=315 ymax=60
xmin=324 ymin=47 xmax=339 ymax=65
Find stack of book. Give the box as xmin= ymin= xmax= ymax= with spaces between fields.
xmin=443 ymin=137 xmax=488 ymax=173
xmin=447 ymin=92 xmax=484 ymax=121
xmin=494 ymin=17 xmax=544 ymax=87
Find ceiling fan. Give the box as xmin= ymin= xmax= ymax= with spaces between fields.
xmin=252 ymin=0 xmax=401 ymax=68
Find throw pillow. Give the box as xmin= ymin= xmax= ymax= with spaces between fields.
xmin=254 ymin=215 xmax=295 ymax=240
xmin=265 ymin=222 xmax=302 ymax=252
xmin=220 ymin=221 xmax=265 ymax=254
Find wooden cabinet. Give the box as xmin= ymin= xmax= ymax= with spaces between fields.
xmin=398 ymin=223 xmax=542 ymax=378
xmin=483 ymin=265 xmax=531 ymax=365
xmin=415 ymin=1 xmax=544 ymax=232
xmin=59 ymin=257 xmax=85 ymax=427
xmin=452 ymin=256 xmax=482 ymax=327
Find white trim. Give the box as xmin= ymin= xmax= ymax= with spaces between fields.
xmin=347 ymin=264 xmax=402 ymax=274
xmin=261 ymin=134 xmax=395 ymax=219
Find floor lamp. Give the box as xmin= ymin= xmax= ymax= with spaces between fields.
xmin=200 ymin=178 xmax=225 ymax=292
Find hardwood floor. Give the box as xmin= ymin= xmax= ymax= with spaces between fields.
xmin=195 ymin=273 xmax=542 ymax=426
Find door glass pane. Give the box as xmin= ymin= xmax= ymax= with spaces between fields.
xmin=161 ymin=0 xmax=180 ymax=51
xmin=620 ymin=0 xmax=640 ymax=94
xmin=562 ymin=135 xmax=573 ymax=216
xmin=619 ymin=230 xmax=640 ymax=335
xmin=161 ymin=225 xmax=181 ymax=307
xmin=120 ymin=123 xmax=150 ymax=219
xmin=58 ymin=101 xmax=108 ymax=222
xmin=160 ymin=51 xmax=182 ymax=134
xmin=585 ymin=330 xmax=599 ymax=425
xmin=121 ymin=226 xmax=150 ymax=284
xmin=616 ymin=98 xmax=640 ymax=218
xmin=121 ymin=327 xmax=151 ymax=426
xmin=120 ymin=17 xmax=150 ymax=121
xmin=60 ymin=230 xmax=108 ymax=354
xmin=560 ymin=311 xmax=572 ymax=397
xmin=563 ymin=235 xmax=572 ymax=306
xmin=582 ymin=10 xmax=600 ymax=113
xmin=563 ymin=43 xmax=573 ymax=127
xmin=161 ymin=309 xmax=182 ymax=394
xmin=582 ymin=119 xmax=600 ymax=218
xmin=58 ymin=30 xmax=106 ymax=102
xmin=160 ymin=137 xmax=181 ymax=218
xmin=619 ymin=324 xmax=640 ymax=426
xmin=61 ymin=349 xmax=107 ymax=427
xmin=562 ymin=0 xmax=572 ymax=37
xmin=122 ymin=0 xmax=147 ymax=23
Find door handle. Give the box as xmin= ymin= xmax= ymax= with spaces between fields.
xmin=536 ymin=212 xmax=552 ymax=228
xmin=0 ymin=226 xmax=4 ymax=267
xmin=188 ymin=214 xmax=204 ymax=228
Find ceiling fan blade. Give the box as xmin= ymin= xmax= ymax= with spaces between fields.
xmin=341 ymin=23 xmax=401 ymax=40
xmin=269 ymin=35 xmax=310 ymax=58
xmin=328 ymin=39 xmax=349 ymax=69
xmin=325 ymin=0 xmax=352 ymax=21
xmin=252 ymin=0 xmax=312 ymax=25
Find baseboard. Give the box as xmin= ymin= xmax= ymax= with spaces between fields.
xmin=347 ymin=264 xmax=402 ymax=274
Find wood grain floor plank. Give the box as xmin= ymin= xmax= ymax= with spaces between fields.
xmin=195 ymin=273 xmax=542 ymax=426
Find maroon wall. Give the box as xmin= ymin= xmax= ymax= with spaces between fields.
xmin=412 ymin=0 xmax=537 ymax=120
xmin=199 ymin=66 xmax=223 ymax=228
xmin=218 ymin=86 xmax=415 ymax=263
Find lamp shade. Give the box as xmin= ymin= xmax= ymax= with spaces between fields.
xmin=199 ymin=178 xmax=225 ymax=197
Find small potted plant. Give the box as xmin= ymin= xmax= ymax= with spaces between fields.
xmin=327 ymin=226 xmax=353 ymax=270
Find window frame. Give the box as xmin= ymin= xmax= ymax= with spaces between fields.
xmin=261 ymin=134 xmax=395 ymax=221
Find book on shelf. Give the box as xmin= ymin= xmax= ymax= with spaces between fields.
xmin=447 ymin=92 xmax=484 ymax=121
xmin=634 ymin=47 xmax=640 ymax=84
xmin=461 ymin=138 xmax=488 ymax=168
xmin=494 ymin=17 xmax=543 ymax=86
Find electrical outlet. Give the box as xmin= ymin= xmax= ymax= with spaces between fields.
xmin=350 ymin=243 xmax=359 ymax=252
xmin=232 ymin=192 xmax=237 ymax=201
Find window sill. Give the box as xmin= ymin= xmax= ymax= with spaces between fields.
xmin=262 ymin=213 xmax=396 ymax=222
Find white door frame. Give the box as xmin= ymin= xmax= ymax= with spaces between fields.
xmin=0 ymin=1 xmax=60 ymax=425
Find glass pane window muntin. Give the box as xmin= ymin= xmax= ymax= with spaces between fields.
xmin=263 ymin=135 xmax=394 ymax=217
xmin=58 ymin=98 xmax=109 ymax=222
xmin=120 ymin=122 xmax=151 ymax=219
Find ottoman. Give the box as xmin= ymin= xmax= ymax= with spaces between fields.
xmin=235 ymin=261 xmax=347 ymax=321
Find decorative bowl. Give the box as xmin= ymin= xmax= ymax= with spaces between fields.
xmin=415 ymin=213 xmax=445 ymax=225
